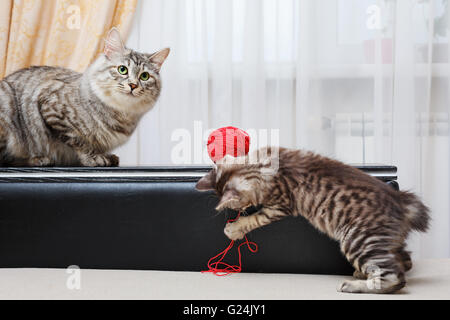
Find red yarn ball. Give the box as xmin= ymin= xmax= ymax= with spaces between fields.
xmin=207 ymin=126 xmax=250 ymax=163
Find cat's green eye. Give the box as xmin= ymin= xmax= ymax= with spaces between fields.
xmin=140 ymin=72 xmax=150 ymax=81
xmin=117 ymin=65 xmax=128 ymax=75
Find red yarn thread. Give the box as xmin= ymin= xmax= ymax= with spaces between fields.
xmin=202 ymin=212 xmax=258 ymax=276
xmin=203 ymin=127 xmax=257 ymax=276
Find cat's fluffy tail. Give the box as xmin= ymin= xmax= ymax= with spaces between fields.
xmin=400 ymin=191 xmax=430 ymax=232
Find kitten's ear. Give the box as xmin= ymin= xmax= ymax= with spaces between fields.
xmin=216 ymin=189 xmax=239 ymax=211
xmin=195 ymin=171 xmax=215 ymax=191
xmin=149 ymin=48 xmax=170 ymax=71
xmin=104 ymin=27 xmax=126 ymax=59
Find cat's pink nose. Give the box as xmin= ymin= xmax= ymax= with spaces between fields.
xmin=129 ymin=83 xmax=138 ymax=91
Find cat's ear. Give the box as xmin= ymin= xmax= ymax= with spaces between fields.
xmin=216 ymin=189 xmax=240 ymax=211
xmin=104 ymin=27 xmax=126 ymax=60
xmin=195 ymin=171 xmax=215 ymax=191
xmin=149 ymin=48 xmax=170 ymax=71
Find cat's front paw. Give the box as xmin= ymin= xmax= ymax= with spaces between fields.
xmin=224 ymin=223 xmax=245 ymax=241
xmin=79 ymin=154 xmax=120 ymax=167
xmin=28 ymin=157 xmax=52 ymax=167
xmin=105 ymin=154 xmax=120 ymax=167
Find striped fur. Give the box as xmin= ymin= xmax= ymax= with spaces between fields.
xmin=196 ymin=147 xmax=430 ymax=294
xmin=0 ymin=28 xmax=169 ymax=167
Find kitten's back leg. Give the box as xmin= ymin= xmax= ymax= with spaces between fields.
xmin=397 ymin=247 xmax=412 ymax=272
xmin=351 ymin=248 xmax=411 ymax=281
xmin=352 ymin=270 xmax=367 ymax=279
xmin=339 ymin=245 xmax=406 ymax=294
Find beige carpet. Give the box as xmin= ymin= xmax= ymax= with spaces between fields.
xmin=0 ymin=259 xmax=448 ymax=300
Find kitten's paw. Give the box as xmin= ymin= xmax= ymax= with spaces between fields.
xmin=28 ymin=157 xmax=52 ymax=167
xmin=224 ymin=223 xmax=245 ymax=241
xmin=337 ymin=280 xmax=368 ymax=293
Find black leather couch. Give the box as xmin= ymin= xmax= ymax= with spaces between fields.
xmin=0 ymin=165 xmax=398 ymax=275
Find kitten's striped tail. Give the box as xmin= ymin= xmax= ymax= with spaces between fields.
xmin=400 ymin=191 xmax=430 ymax=232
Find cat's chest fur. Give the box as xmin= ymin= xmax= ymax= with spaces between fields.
xmin=83 ymin=109 xmax=138 ymax=153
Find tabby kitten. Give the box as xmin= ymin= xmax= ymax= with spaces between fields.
xmin=0 ymin=28 xmax=169 ymax=166
xmin=196 ymin=147 xmax=430 ymax=294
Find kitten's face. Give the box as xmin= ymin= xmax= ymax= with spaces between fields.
xmin=195 ymin=162 xmax=264 ymax=212
xmin=90 ymin=28 xmax=169 ymax=112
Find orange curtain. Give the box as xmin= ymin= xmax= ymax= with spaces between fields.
xmin=0 ymin=0 xmax=138 ymax=78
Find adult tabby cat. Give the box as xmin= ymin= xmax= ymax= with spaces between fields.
xmin=0 ymin=28 xmax=169 ymax=166
xmin=196 ymin=147 xmax=430 ymax=294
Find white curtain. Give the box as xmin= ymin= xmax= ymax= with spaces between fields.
xmin=117 ymin=0 xmax=450 ymax=259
